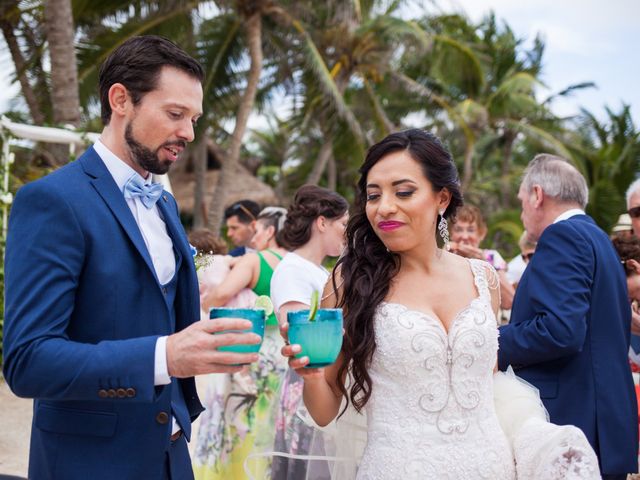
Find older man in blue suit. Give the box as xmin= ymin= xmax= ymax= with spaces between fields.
xmin=498 ymin=154 xmax=638 ymax=479
xmin=3 ymin=36 xmax=261 ymax=479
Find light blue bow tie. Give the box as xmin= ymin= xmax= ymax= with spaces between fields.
xmin=123 ymin=174 xmax=163 ymax=209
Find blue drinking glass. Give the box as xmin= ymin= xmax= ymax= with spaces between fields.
xmin=287 ymin=309 xmax=343 ymax=368
xmin=210 ymin=308 xmax=265 ymax=354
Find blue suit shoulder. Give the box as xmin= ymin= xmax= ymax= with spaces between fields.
xmin=17 ymin=157 xmax=85 ymax=195
xmin=537 ymin=215 xmax=602 ymax=255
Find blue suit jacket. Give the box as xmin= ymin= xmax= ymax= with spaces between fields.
xmin=498 ymin=214 xmax=638 ymax=475
xmin=3 ymin=147 xmax=203 ymax=479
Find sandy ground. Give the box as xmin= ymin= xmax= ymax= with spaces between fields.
xmin=0 ymin=376 xmax=209 ymax=478
xmin=0 ymin=379 xmax=31 ymax=477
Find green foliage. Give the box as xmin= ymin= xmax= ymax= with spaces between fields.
xmin=484 ymin=209 xmax=524 ymax=260
xmin=1 ymin=0 xmax=637 ymax=248
xmin=564 ymin=105 xmax=640 ymax=231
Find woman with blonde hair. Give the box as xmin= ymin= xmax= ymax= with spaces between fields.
xmin=449 ymin=204 xmax=515 ymax=309
xmin=193 ymin=207 xmax=289 ymax=480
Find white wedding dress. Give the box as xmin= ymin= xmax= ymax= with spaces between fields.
xmin=354 ymin=259 xmax=600 ymax=480
xmin=247 ymin=259 xmax=600 ymax=480
xmin=357 ymin=260 xmax=515 ymax=479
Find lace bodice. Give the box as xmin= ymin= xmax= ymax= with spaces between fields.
xmin=357 ymin=259 xmax=516 ymax=479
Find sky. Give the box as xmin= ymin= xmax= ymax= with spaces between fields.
xmin=1 ymin=1 xmax=638 ymax=124
xmin=436 ymin=0 xmax=640 ymax=121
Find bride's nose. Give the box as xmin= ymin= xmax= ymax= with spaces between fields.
xmin=377 ymin=193 xmax=397 ymax=216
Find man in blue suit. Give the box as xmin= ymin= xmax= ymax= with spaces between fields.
xmin=498 ymin=154 xmax=638 ymax=478
xmin=3 ymin=36 xmax=260 ymax=479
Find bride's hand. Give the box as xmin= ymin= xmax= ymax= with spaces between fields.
xmin=279 ymin=322 xmax=326 ymax=380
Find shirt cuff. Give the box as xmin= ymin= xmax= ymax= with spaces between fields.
xmin=154 ymin=336 xmax=171 ymax=386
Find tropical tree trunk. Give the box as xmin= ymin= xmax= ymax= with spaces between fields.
xmin=20 ymin=20 xmax=51 ymax=119
xmin=191 ymin=136 xmax=208 ymax=228
xmin=207 ymin=12 xmax=263 ymax=231
xmin=306 ymin=138 xmax=333 ymax=185
xmin=327 ymin=154 xmax=337 ymax=191
xmin=44 ymin=0 xmax=81 ymax=164
xmin=0 ymin=14 xmax=46 ymax=125
xmin=500 ymin=129 xmax=516 ymax=207
xmin=461 ymin=140 xmax=475 ymax=191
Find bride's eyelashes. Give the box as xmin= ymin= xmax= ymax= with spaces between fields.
xmin=396 ymin=190 xmax=415 ymax=198
xmin=366 ymin=192 xmax=380 ymax=202
xmin=366 ymin=190 xmax=415 ymax=202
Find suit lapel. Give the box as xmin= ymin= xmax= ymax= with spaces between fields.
xmin=157 ymin=194 xmax=199 ymax=328
xmin=156 ymin=195 xmax=190 ymax=267
xmin=80 ymin=148 xmax=158 ymax=281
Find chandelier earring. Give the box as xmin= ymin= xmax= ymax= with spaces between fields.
xmin=438 ymin=210 xmax=450 ymax=251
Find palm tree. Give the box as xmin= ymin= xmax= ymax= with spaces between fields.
xmin=43 ymin=0 xmax=81 ymax=128
xmin=206 ymin=1 xmax=264 ymax=230
xmin=400 ymin=13 xmax=583 ymax=208
xmin=0 ymin=0 xmax=46 ymax=126
xmin=566 ymin=105 xmax=640 ymax=231
xmin=284 ymin=1 xmax=440 ymax=187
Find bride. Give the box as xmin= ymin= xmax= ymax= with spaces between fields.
xmin=279 ymin=129 xmax=600 ymax=479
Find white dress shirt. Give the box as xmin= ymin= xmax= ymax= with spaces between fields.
xmin=93 ymin=140 xmax=173 ymax=387
xmin=553 ymin=208 xmax=586 ymax=223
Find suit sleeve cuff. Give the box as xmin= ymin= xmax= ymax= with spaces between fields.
xmin=154 ymin=336 xmax=171 ymax=385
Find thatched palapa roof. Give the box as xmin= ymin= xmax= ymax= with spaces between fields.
xmin=168 ymin=141 xmax=277 ymax=215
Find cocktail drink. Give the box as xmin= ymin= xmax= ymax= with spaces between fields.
xmin=210 ymin=307 xmax=265 ymax=354
xmin=287 ymin=308 xmax=343 ymax=368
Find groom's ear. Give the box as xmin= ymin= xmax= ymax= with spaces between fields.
xmin=109 ymin=83 xmax=131 ymax=119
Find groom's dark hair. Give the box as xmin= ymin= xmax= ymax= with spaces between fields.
xmin=98 ymin=35 xmax=204 ymax=125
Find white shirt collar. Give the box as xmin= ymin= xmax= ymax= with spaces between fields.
xmin=553 ymin=208 xmax=585 ymax=224
xmin=93 ymin=139 xmax=150 ymax=191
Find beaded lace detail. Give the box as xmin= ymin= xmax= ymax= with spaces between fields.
xmin=356 ymin=259 xmax=515 ymax=479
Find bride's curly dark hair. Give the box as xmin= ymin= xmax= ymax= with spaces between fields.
xmin=333 ymin=129 xmax=463 ymax=415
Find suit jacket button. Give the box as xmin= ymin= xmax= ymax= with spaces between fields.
xmin=162 ymin=287 xmax=168 ymax=295
xmin=98 ymin=389 xmax=108 ymax=398
xmin=107 ymin=389 xmax=117 ymax=398
xmin=116 ymin=388 xmax=127 ymax=398
xmin=126 ymin=388 xmax=136 ymax=398
xmin=156 ymin=412 xmax=170 ymax=425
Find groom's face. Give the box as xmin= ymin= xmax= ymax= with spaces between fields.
xmin=124 ymin=66 xmax=203 ymax=175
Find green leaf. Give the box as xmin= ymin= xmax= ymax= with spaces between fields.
xmin=308 ymin=290 xmax=320 ymax=322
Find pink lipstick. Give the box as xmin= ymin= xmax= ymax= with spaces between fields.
xmin=378 ymin=221 xmax=404 ymax=232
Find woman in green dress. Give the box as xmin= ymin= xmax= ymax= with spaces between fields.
xmin=193 ymin=206 xmax=289 ymax=480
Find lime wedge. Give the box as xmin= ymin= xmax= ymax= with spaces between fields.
xmin=308 ymin=290 xmax=320 ymax=322
xmin=254 ymin=295 xmax=274 ymax=317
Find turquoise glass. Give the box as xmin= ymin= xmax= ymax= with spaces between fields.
xmin=210 ymin=308 xmax=265 ymax=354
xmin=287 ymin=309 xmax=343 ymax=368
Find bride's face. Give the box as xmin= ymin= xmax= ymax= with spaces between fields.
xmin=365 ymin=150 xmax=449 ymax=253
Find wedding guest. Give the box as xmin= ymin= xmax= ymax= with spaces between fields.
xmin=224 ymin=199 xmax=261 ymax=256
xmin=499 ymin=154 xmax=638 ymax=478
xmin=611 ymin=213 xmax=633 ymax=238
xmin=270 ymin=185 xmax=348 ymax=480
xmin=449 ymin=204 xmax=516 ymax=309
xmin=280 ymin=129 xmax=598 ymax=479
xmin=189 ymin=228 xmax=228 ymax=255
xmin=506 ymin=231 xmax=537 ymax=288
xmin=188 ymin=229 xmax=257 ymax=319
xmin=611 ymin=234 xmax=640 ymax=339
xmin=627 ymin=179 xmax=640 ymax=237
xmin=193 ymin=207 xmax=289 ymax=479
xmin=2 ymin=35 xmax=260 ymax=480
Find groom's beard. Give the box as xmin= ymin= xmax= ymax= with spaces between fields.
xmin=124 ymin=122 xmax=180 ymax=175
